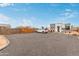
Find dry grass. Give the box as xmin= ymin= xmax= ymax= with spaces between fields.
xmin=64 ymin=31 xmax=79 ymax=36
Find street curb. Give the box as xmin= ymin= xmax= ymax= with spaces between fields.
xmin=0 ymin=35 xmax=10 ymax=50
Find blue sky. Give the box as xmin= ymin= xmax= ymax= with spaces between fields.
xmin=0 ymin=3 xmax=79 ymax=28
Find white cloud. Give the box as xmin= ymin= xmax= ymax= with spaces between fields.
xmin=13 ymin=6 xmax=31 ymax=12
xmin=65 ymin=9 xmax=79 ymax=19
xmin=50 ymin=3 xmax=60 ymax=7
xmin=61 ymin=9 xmax=76 ymax=19
xmin=14 ymin=8 xmax=28 ymax=12
xmin=65 ymin=8 xmax=72 ymax=12
xmin=0 ymin=13 xmax=15 ymax=26
xmin=60 ymin=9 xmax=72 ymax=17
xmin=19 ymin=17 xmax=42 ymax=28
xmin=0 ymin=3 xmax=14 ymax=7
xmin=0 ymin=14 xmax=10 ymax=21
xmin=53 ymin=8 xmax=78 ymax=23
xmin=25 ymin=3 xmax=30 ymax=5
xmin=0 ymin=14 xmax=37 ymax=28
xmin=0 ymin=14 xmax=33 ymax=27
xmin=20 ymin=19 xmax=33 ymax=27
xmin=69 ymin=3 xmax=78 ymax=7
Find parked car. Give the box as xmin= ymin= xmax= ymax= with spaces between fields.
xmin=36 ymin=29 xmax=48 ymax=33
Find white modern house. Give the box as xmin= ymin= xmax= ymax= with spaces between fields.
xmin=50 ymin=23 xmax=72 ymax=32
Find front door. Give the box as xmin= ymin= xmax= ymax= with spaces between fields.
xmin=57 ymin=26 xmax=60 ymax=32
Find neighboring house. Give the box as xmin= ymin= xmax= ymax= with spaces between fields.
xmin=0 ymin=24 xmax=11 ymax=28
xmin=0 ymin=24 xmax=11 ymax=34
xmin=50 ymin=23 xmax=72 ymax=32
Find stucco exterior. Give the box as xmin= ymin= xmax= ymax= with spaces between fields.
xmin=50 ymin=23 xmax=71 ymax=32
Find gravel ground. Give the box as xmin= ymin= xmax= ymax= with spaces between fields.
xmin=0 ymin=32 xmax=79 ymax=56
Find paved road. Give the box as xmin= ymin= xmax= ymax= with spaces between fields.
xmin=0 ymin=33 xmax=79 ymax=56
